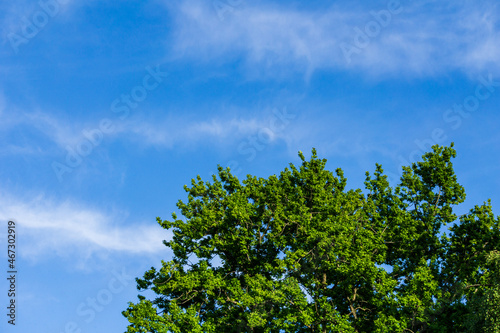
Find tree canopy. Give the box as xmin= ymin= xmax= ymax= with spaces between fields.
xmin=123 ymin=144 xmax=500 ymax=332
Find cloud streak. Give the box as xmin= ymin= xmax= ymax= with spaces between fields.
xmin=2 ymin=104 xmax=290 ymax=152
xmin=0 ymin=193 xmax=170 ymax=259
xmin=117 ymin=114 xmax=275 ymax=148
xmin=165 ymin=0 xmax=500 ymax=78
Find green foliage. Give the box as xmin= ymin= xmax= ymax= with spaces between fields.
xmin=464 ymin=250 xmax=500 ymax=333
xmin=123 ymin=144 xmax=500 ymax=332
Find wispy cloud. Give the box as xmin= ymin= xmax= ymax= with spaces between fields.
xmin=0 ymin=193 xmax=169 ymax=259
xmin=165 ymin=0 xmax=500 ymax=78
xmin=0 ymin=108 xmax=87 ymax=157
xmin=25 ymin=111 xmax=85 ymax=147
xmin=0 ymin=0 xmax=83 ymax=53
xmin=117 ymin=114 xmax=270 ymax=148
xmin=1 ymin=100 xmax=298 ymax=163
xmin=1 ymin=101 xmax=395 ymax=164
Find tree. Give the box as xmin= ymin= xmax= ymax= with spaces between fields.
xmin=123 ymin=144 xmax=500 ymax=332
xmin=464 ymin=250 xmax=500 ymax=333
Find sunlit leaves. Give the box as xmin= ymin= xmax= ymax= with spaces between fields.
xmin=123 ymin=144 xmax=499 ymax=332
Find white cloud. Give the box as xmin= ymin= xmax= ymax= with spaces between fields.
xmin=0 ymin=104 xmax=95 ymax=157
xmin=456 ymin=9 xmax=500 ymax=74
xmin=0 ymin=104 xmax=85 ymax=149
xmin=165 ymin=0 xmax=500 ymax=78
xmin=0 ymin=102 xmax=295 ymax=156
xmin=0 ymin=193 xmax=169 ymax=259
xmin=25 ymin=111 xmax=85 ymax=148
xmin=118 ymin=115 xmax=269 ymax=148
xmin=167 ymin=1 xmax=351 ymax=76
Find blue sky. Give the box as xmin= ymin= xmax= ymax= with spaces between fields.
xmin=0 ymin=0 xmax=499 ymax=331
